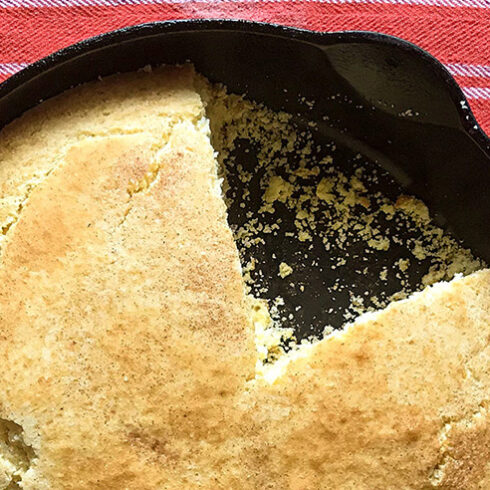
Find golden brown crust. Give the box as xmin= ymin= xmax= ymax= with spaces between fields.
xmin=0 ymin=68 xmax=488 ymax=489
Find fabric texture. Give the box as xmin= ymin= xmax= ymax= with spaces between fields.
xmin=0 ymin=0 xmax=489 ymax=133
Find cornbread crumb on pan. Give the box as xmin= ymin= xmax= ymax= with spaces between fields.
xmin=278 ymin=261 xmax=293 ymax=278
xmin=0 ymin=65 xmax=488 ymax=489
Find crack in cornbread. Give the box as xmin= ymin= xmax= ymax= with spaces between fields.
xmin=0 ymin=65 xmax=488 ymax=489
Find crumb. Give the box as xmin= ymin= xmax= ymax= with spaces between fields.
xmin=379 ymin=268 xmax=388 ymax=281
xmin=396 ymin=258 xmax=410 ymax=272
xmin=395 ymin=195 xmax=430 ymax=223
xmin=279 ymin=262 xmax=293 ymax=278
xmin=367 ymin=237 xmax=390 ymax=251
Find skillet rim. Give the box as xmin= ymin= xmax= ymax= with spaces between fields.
xmin=0 ymin=18 xmax=488 ymax=155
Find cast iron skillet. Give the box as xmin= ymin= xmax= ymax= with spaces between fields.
xmin=0 ymin=20 xmax=488 ymax=338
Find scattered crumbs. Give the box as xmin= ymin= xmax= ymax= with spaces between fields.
xmin=398 ymin=109 xmax=419 ymax=117
xmin=200 ymin=77 xmax=485 ymax=342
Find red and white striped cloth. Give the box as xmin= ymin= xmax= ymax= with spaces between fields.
xmin=1 ymin=0 xmax=489 ymax=133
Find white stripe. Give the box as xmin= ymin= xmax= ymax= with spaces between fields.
xmin=446 ymin=63 xmax=490 ymax=78
xmin=0 ymin=62 xmax=28 ymax=75
xmin=463 ymin=87 xmax=490 ymax=99
xmin=0 ymin=0 xmax=488 ymax=8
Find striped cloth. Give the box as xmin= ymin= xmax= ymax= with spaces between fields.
xmin=0 ymin=1 xmax=489 ymax=133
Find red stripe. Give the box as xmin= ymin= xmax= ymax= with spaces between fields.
xmin=0 ymin=4 xmax=489 ymax=64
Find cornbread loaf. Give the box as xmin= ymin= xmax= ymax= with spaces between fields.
xmin=0 ymin=65 xmax=488 ymax=489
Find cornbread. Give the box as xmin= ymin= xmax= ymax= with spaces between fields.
xmin=0 ymin=65 xmax=488 ymax=489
